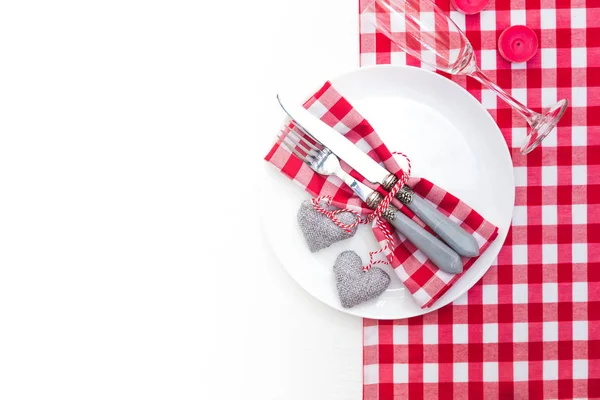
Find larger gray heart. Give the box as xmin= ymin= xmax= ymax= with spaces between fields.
xmin=297 ymin=200 xmax=358 ymax=253
xmin=334 ymin=251 xmax=391 ymax=308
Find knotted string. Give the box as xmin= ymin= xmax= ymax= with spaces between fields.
xmin=311 ymin=152 xmax=412 ymax=271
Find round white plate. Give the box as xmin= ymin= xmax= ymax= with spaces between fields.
xmin=260 ymin=65 xmax=514 ymax=320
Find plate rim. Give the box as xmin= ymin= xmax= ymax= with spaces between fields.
xmin=261 ymin=64 xmax=515 ymax=319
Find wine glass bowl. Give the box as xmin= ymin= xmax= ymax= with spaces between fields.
xmin=363 ymin=0 xmax=569 ymax=154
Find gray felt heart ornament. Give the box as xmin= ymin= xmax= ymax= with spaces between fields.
xmin=297 ymin=200 xmax=358 ymax=253
xmin=333 ymin=251 xmax=391 ymax=308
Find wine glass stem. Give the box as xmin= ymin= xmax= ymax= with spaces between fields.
xmin=469 ymin=67 xmax=540 ymax=126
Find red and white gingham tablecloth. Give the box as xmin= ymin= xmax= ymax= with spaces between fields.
xmin=359 ymin=0 xmax=600 ymax=398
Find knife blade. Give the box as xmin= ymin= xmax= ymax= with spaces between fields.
xmin=277 ymin=93 xmax=480 ymax=258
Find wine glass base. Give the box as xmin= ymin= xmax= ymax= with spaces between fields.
xmin=520 ymin=99 xmax=569 ymax=155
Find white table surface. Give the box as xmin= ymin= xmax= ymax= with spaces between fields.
xmin=0 ymin=0 xmax=363 ymax=399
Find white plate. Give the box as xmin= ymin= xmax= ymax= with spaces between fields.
xmin=260 ymin=65 xmax=514 ymax=320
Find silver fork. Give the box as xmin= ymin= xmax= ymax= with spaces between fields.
xmin=277 ymin=125 xmax=463 ymax=275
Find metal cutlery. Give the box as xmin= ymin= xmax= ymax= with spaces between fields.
xmin=277 ymin=125 xmax=463 ymax=275
xmin=276 ymin=94 xmax=479 ymax=258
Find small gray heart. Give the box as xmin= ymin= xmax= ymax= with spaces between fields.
xmin=297 ymin=200 xmax=358 ymax=253
xmin=334 ymin=251 xmax=391 ymax=308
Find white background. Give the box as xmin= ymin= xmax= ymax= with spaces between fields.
xmin=0 ymin=1 xmax=362 ymax=399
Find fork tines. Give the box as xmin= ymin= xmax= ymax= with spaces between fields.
xmin=276 ymin=121 xmax=324 ymax=162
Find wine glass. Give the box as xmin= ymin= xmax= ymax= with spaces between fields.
xmin=363 ymin=0 xmax=568 ymax=155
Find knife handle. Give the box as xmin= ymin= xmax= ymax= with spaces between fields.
xmin=396 ymin=186 xmax=480 ymax=257
xmin=382 ymin=205 xmax=463 ymax=275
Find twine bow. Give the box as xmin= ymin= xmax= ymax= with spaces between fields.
xmin=311 ymin=152 xmax=411 ymax=271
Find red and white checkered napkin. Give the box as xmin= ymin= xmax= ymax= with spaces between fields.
xmin=265 ymin=81 xmax=498 ymax=309
xmin=360 ymin=0 xmax=600 ymax=397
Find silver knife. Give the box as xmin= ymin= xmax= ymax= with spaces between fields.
xmin=277 ymin=120 xmax=463 ymax=274
xmin=277 ymin=93 xmax=479 ymax=258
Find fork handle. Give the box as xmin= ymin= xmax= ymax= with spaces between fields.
xmin=397 ymin=186 xmax=480 ymax=257
xmin=340 ymin=171 xmax=463 ymax=273
xmin=384 ymin=205 xmax=463 ymax=275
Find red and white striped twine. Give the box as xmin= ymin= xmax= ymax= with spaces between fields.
xmin=311 ymin=152 xmax=411 ymax=271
